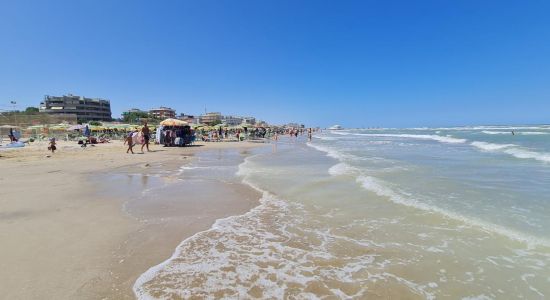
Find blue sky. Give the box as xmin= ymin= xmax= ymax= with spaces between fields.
xmin=1 ymin=0 xmax=549 ymax=127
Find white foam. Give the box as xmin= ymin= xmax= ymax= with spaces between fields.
xmin=433 ymin=125 xmax=550 ymax=131
xmin=314 ymin=136 xmax=340 ymax=141
xmin=482 ymin=130 xmax=510 ymax=135
xmin=335 ymin=132 xmax=467 ymax=144
xmin=482 ymin=130 xmax=548 ymax=135
xmin=462 ymin=294 xmax=493 ymax=300
xmin=306 ymin=142 xmax=347 ymax=161
xmin=503 ymin=148 xmax=550 ymax=163
xmin=328 ymin=162 xmax=359 ymax=176
xmin=471 ymin=141 xmax=516 ymax=151
xmin=470 ymin=141 xmax=550 ymax=163
xmin=309 ymin=138 xmax=550 ymax=245
xmin=354 ymin=175 xmax=550 ymax=248
xmin=520 ymin=131 xmax=549 ymax=135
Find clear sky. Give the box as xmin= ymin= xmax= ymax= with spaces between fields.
xmin=1 ymin=0 xmax=549 ymax=128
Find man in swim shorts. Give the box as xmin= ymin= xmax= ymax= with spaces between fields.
xmin=141 ymin=121 xmax=151 ymax=153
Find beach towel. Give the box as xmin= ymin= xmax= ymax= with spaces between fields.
xmin=131 ymin=131 xmax=144 ymax=145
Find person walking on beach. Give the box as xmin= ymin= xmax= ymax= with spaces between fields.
xmin=8 ymin=128 xmax=18 ymax=142
xmin=141 ymin=121 xmax=151 ymax=153
xmin=84 ymin=125 xmax=91 ymax=142
xmin=48 ymin=137 xmax=57 ymax=153
xmin=126 ymin=131 xmax=135 ymax=154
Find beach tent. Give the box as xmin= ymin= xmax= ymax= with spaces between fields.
xmin=160 ymin=118 xmax=188 ymax=126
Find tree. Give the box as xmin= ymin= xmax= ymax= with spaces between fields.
xmin=89 ymin=121 xmax=103 ymax=126
xmin=210 ymin=119 xmax=222 ymax=126
xmin=25 ymin=107 xmax=39 ymax=114
xmin=122 ymin=111 xmax=150 ymax=124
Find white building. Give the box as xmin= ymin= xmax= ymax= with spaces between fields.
xmin=241 ymin=116 xmax=256 ymax=125
xmin=221 ymin=115 xmax=243 ymax=126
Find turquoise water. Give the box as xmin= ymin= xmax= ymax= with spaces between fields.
xmin=135 ymin=126 xmax=550 ymax=299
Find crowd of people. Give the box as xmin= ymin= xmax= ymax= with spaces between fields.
xmin=2 ymin=121 xmax=319 ymax=155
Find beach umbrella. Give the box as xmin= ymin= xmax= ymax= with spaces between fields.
xmin=160 ymin=118 xmax=188 ymax=126
xmin=67 ymin=124 xmax=86 ymax=131
xmin=50 ymin=125 xmax=68 ymax=131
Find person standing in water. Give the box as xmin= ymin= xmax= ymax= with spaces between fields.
xmin=141 ymin=121 xmax=151 ymax=152
xmin=308 ymin=128 xmax=312 ymax=141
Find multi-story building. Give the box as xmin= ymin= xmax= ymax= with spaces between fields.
xmin=256 ymin=120 xmax=269 ymax=127
xmin=241 ymin=116 xmax=256 ymax=125
xmin=199 ymin=112 xmax=222 ymax=125
xmin=286 ymin=123 xmax=303 ymax=128
xmin=39 ymin=94 xmax=112 ymax=121
xmin=178 ymin=113 xmax=198 ymax=124
xmin=221 ymin=115 xmax=243 ymax=126
xmin=149 ymin=107 xmax=176 ymax=119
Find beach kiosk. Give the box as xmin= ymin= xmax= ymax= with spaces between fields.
xmin=158 ymin=118 xmax=195 ymax=146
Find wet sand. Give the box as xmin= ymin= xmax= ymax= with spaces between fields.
xmin=0 ymin=140 xmax=266 ymax=299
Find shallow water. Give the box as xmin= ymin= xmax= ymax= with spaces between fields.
xmin=134 ymin=126 xmax=550 ymax=299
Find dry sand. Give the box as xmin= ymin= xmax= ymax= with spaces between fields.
xmin=0 ymin=140 xmax=266 ymax=299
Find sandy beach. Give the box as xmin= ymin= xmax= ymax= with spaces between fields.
xmin=0 ymin=140 xmax=266 ymax=299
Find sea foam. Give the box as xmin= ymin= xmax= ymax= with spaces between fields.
xmin=471 ymin=141 xmax=550 ymax=163
xmin=309 ymin=140 xmax=550 ymax=248
xmin=333 ymin=132 xmax=467 ymax=144
xmin=482 ymin=130 xmax=548 ymax=135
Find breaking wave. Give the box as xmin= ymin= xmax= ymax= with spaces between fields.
xmin=482 ymin=130 xmax=549 ymax=135
xmin=310 ymin=142 xmax=550 ymax=248
xmin=471 ymin=142 xmax=550 ymax=163
xmin=333 ymin=132 xmax=467 ymax=144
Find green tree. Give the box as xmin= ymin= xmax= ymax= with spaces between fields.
xmin=25 ymin=107 xmax=39 ymax=114
xmin=210 ymin=119 xmax=222 ymax=126
xmin=122 ymin=111 xmax=150 ymax=124
xmin=89 ymin=121 xmax=103 ymax=126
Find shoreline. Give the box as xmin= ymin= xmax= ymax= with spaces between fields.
xmin=0 ymin=140 xmax=268 ymax=299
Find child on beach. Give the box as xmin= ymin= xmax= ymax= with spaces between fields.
xmin=126 ymin=131 xmax=135 ymax=154
xmin=48 ymin=138 xmax=57 ymax=153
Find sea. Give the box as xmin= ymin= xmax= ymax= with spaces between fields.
xmin=134 ymin=125 xmax=550 ymax=299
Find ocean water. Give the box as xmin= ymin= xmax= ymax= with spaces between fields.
xmin=134 ymin=125 xmax=550 ymax=299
